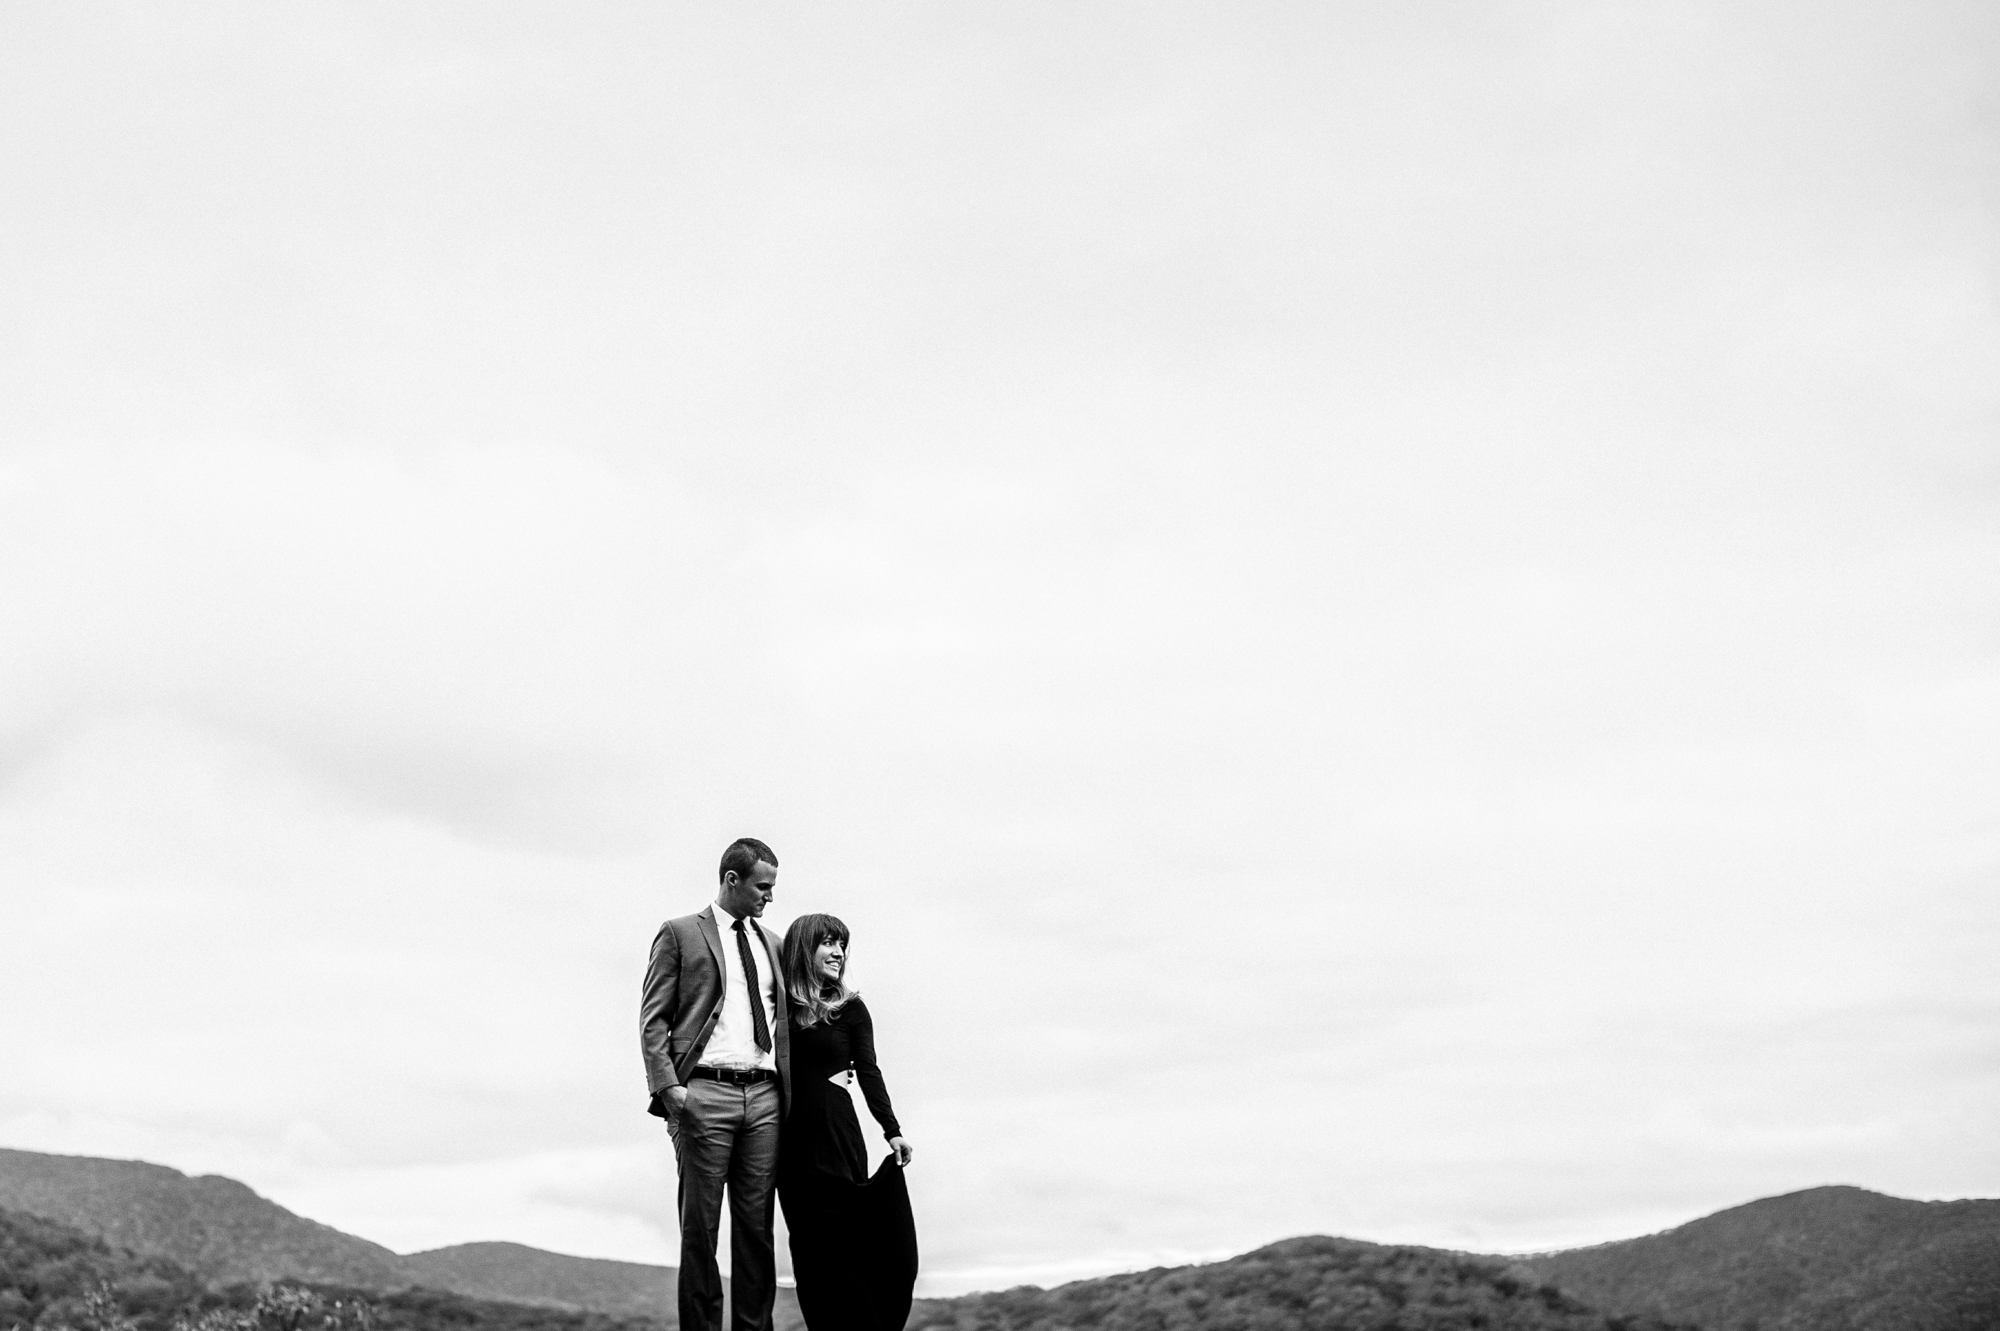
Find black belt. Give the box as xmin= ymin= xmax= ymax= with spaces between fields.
xmin=689 ymin=1066 xmax=778 ymax=1085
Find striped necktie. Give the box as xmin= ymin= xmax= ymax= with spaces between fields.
xmin=732 ymin=918 xmax=773 ymax=1054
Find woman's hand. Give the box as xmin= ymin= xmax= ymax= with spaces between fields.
xmin=889 ymin=1136 xmax=914 ymax=1167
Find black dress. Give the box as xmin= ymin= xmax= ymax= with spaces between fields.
xmin=778 ymin=997 xmax=918 ymax=1331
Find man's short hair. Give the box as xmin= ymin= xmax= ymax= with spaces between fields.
xmin=719 ymin=837 xmax=778 ymax=884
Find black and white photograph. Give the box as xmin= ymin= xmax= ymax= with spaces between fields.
xmin=2 ymin=6 xmax=1996 ymax=1331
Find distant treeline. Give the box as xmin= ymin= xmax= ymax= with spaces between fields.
xmin=9 ymin=1201 xmax=1707 ymax=1331
xmin=906 ymin=1236 xmax=1694 ymax=1331
xmin=0 ymin=1209 xmax=668 ymax=1331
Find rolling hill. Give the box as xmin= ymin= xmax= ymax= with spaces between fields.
xmin=904 ymin=1235 xmax=1691 ymax=1331
xmin=0 ymin=1150 xmax=675 ymax=1318
xmin=9 ymin=1146 xmax=1997 ymax=1331
xmin=400 ymin=1244 xmax=672 ymax=1319
xmin=0 ymin=1149 xmax=406 ymax=1290
xmin=0 ymin=1203 xmax=665 ymax=1331
xmin=1515 ymin=1184 xmax=2000 ymax=1331
xmin=2 ymin=1195 xmax=1659 ymax=1331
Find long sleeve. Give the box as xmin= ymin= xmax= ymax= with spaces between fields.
xmin=845 ymin=998 xmax=902 ymax=1140
xmin=639 ymin=921 xmax=684 ymax=1114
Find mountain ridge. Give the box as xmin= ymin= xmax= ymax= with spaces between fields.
xmin=0 ymin=1149 xmax=408 ymax=1290
xmin=0 ymin=1149 xmax=670 ymax=1317
xmin=1514 ymin=1184 xmax=2000 ymax=1331
xmin=905 ymin=1233 xmax=1694 ymax=1331
xmin=0 ymin=1203 xmax=666 ymax=1331
xmin=400 ymin=1243 xmax=675 ymax=1318
xmin=0 ymin=1195 xmax=1673 ymax=1331
xmin=8 ymin=1147 xmax=1998 ymax=1330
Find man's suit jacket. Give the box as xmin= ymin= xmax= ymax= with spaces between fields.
xmin=640 ymin=906 xmax=791 ymax=1118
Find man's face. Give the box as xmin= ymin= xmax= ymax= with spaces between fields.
xmin=719 ymin=861 xmax=777 ymax=918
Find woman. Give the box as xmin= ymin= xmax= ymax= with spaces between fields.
xmin=778 ymin=914 xmax=918 ymax=1331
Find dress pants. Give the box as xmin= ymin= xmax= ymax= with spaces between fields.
xmin=671 ymin=1077 xmax=783 ymax=1331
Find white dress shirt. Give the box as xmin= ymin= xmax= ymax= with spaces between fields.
xmin=698 ymin=904 xmax=779 ymax=1072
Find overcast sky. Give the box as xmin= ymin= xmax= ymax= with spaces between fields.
xmin=2 ymin=0 xmax=1996 ymax=1298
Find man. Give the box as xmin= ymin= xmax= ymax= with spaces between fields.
xmin=641 ymin=837 xmax=791 ymax=1331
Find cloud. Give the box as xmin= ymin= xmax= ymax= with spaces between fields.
xmin=0 ymin=0 xmax=1996 ymax=1292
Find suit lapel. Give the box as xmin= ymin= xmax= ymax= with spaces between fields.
xmin=697 ymin=906 xmax=727 ymax=977
xmin=754 ymin=920 xmax=786 ymax=1022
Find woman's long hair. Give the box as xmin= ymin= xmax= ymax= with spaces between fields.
xmin=782 ymin=913 xmax=855 ymax=1029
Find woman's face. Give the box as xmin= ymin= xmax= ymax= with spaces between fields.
xmin=813 ymin=936 xmax=845 ymax=983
